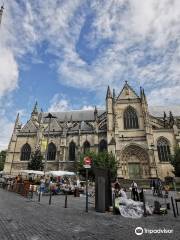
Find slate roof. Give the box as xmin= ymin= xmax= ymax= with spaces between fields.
xmin=42 ymin=109 xmax=106 ymax=122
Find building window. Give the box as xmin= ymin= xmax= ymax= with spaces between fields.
xmin=99 ymin=139 xmax=107 ymax=152
xmin=124 ymin=106 xmax=139 ymax=129
xmin=20 ymin=143 xmax=31 ymax=161
xmin=47 ymin=143 xmax=56 ymax=161
xmin=83 ymin=141 xmax=90 ymax=154
xmin=157 ymin=138 xmax=170 ymax=162
xmin=69 ymin=141 xmax=76 ymax=161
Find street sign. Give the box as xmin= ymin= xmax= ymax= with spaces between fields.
xmin=83 ymin=165 xmax=91 ymax=169
xmin=83 ymin=156 xmax=92 ymax=166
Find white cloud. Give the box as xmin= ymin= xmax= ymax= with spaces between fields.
xmin=1 ymin=0 xmax=180 ymax=102
xmin=81 ymin=105 xmax=94 ymax=110
xmin=147 ymin=86 xmax=180 ymax=106
xmin=0 ymin=48 xmax=18 ymax=97
xmin=0 ymin=117 xmax=14 ymax=151
xmin=48 ymin=94 xmax=70 ymax=112
xmin=149 ymin=105 xmax=180 ymax=117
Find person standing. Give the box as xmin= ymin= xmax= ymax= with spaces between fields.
xmin=131 ymin=181 xmax=139 ymax=201
xmin=40 ymin=176 xmax=45 ymax=195
xmin=114 ymin=178 xmax=121 ymax=198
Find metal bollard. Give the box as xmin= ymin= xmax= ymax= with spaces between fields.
xmin=142 ymin=188 xmax=147 ymax=217
xmin=31 ymin=189 xmax=33 ymax=199
xmin=38 ymin=191 xmax=41 ymax=202
xmin=171 ymin=196 xmax=176 ymax=218
xmin=49 ymin=188 xmax=52 ymax=205
xmin=65 ymin=193 xmax=67 ymax=208
xmin=112 ymin=193 xmax=116 ymax=214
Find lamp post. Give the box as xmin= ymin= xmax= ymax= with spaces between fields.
xmin=150 ymin=143 xmax=158 ymax=178
xmin=44 ymin=113 xmax=56 ymax=173
xmin=0 ymin=5 xmax=4 ymax=26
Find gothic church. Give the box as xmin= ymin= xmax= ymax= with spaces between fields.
xmin=4 ymin=82 xmax=180 ymax=179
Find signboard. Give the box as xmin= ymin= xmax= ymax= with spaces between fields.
xmin=83 ymin=156 xmax=92 ymax=169
xmin=83 ymin=165 xmax=91 ymax=169
xmin=41 ymin=138 xmax=47 ymax=152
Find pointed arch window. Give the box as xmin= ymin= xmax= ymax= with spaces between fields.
xmin=157 ymin=138 xmax=170 ymax=162
xmin=20 ymin=143 xmax=31 ymax=161
xmin=124 ymin=106 xmax=139 ymax=129
xmin=99 ymin=139 xmax=107 ymax=152
xmin=47 ymin=143 xmax=56 ymax=161
xmin=83 ymin=141 xmax=90 ymax=154
xmin=69 ymin=141 xmax=76 ymax=161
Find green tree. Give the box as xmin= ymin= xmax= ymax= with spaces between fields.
xmin=77 ymin=151 xmax=117 ymax=180
xmin=0 ymin=150 xmax=7 ymax=171
xmin=170 ymin=146 xmax=180 ymax=177
xmin=28 ymin=149 xmax=44 ymax=171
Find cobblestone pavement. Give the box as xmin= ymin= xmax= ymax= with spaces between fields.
xmin=0 ymin=188 xmax=179 ymax=240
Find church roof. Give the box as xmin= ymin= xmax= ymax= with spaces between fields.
xmin=20 ymin=119 xmax=38 ymax=133
xmin=44 ymin=118 xmax=62 ymax=132
xmin=42 ymin=109 xmax=105 ymax=122
xmin=80 ymin=121 xmax=94 ymax=131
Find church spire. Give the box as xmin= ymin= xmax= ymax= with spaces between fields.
xmin=169 ymin=111 xmax=174 ymax=128
xmin=70 ymin=114 xmax=73 ymax=123
xmin=15 ymin=112 xmax=20 ymax=126
xmin=31 ymin=101 xmax=38 ymax=115
xmin=13 ymin=112 xmax=21 ymax=132
xmin=113 ymin=88 xmax=116 ymax=99
xmin=140 ymin=86 xmax=143 ymax=98
xmin=63 ymin=114 xmax=68 ymax=129
xmin=0 ymin=5 xmax=4 ymax=26
xmin=140 ymin=87 xmax=147 ymax=103
xmin=94 ymin=106 xmax=98 ymax=121
xmin=106 ymin=86 xmax=112 ymax=99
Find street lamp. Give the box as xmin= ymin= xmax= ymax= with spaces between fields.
xmin=0 ymin=5 xmax=4 ymax=26
xmin=150 ymin=143 xmax=158 ymax=178
xmin=44 ymin=113 xmax=56 ymax=173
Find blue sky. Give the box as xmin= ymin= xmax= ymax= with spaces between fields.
xmin=0 ymin=0 xmax=180 ymax=149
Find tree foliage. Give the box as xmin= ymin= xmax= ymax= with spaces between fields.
xmin=77 ymin=151 xmax=117 ymax=180
xmin=170 ymin=146 xmax=180 ymax=177
xmin=28 ymin=149 xmax=44 ymax=171
xmin=0 ymin=150 xmax=7 ymax=171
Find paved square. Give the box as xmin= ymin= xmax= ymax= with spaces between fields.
xmin=0 ymin=189 xmax=179 ymax=240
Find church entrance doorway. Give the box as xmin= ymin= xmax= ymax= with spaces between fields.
xmin=128 ymin=163 xmax=140 ymax=179
xmin=120 ymin=144 xmax=150 ymax=179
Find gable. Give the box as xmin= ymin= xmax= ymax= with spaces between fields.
xmin=44 ymin=119 xmax=62 ymax=132
xmin=117 ymin=82 xmax=139 ymax=100
xmin=21 ymin=120 xmax=38 ymax=133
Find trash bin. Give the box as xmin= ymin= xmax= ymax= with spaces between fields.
xmin=94 ymin=167 xmax=112 ymax=213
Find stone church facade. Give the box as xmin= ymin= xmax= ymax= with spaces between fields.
xmin=4 ymin=82 xmax=180 ymax=179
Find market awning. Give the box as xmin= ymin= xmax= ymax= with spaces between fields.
xmin=19 ymin=170 xmax=44 ymax=175
xmin=45 ymin=171 xmax=76 ymax=177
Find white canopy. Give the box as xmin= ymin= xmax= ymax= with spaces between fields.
xmin=45 ymin=171 xmax=76 ymax=177
xmin=19 ymin=170 xmax=44 ymax=175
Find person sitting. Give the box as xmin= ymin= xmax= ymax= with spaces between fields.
xmin=119 ymin=188 xmax=127 ymax=199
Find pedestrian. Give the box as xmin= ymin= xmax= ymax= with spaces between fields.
xmin=119 ymin=188 xmax=127 ymax=199
xmin=131 ymin=181 xmax=139 ymax=201
xmin=40 ymin=176 xmax=45 ymax=195
xmin=114 ymin=178 xmax=120 ymax=198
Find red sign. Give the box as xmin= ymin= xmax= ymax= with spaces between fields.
xmin=83 ymin=156 xmax=92 ymax=165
